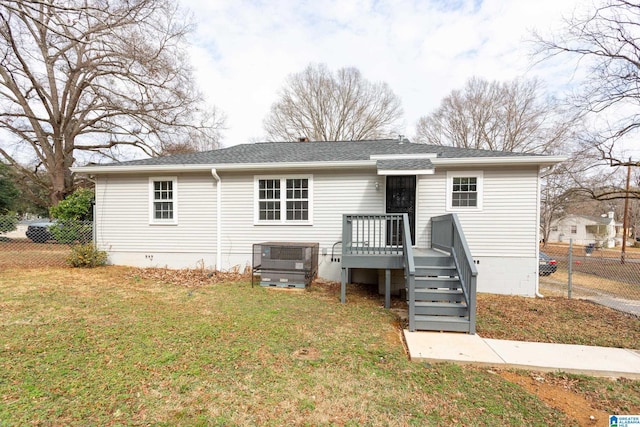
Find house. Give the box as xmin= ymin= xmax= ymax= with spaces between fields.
xmin=73 ymin=139 xmax=564 ymax=333
xmin=547 ymin=212 xmax=622 ymax=248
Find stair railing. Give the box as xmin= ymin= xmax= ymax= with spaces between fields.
xmin=431 ymin=214 xmax=478 ymax=334
xmin=400 ymin=213 xmax=416 ymax=332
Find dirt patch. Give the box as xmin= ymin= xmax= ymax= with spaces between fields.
xmin=292 ymin=347 xmax=321 ymax=360
xmin=499 ymin=371 xmax=609 ymax=426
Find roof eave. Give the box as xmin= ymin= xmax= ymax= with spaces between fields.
xmin=72 ymin=160 xmax=376 ymax=175
xmin=431 ymin=156 xmax=567 ymax=167
xmin=377 ymin=169 xmax=435 ymax=176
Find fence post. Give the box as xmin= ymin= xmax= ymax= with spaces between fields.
xmin=568 ymin=238 xmax=573 ymax=299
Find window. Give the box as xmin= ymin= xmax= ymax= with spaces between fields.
xmin=258 ymin=179 xmax=281 ymax=221
xmin=149 ymin=177 xmax=177 ymax=224
xmin=551 ymin=225 xmax=558 ymax=232
xmin=452 ymin=177 xmax=477 ymax=207
xmin=286 ymin=178 xmax=308 ymax=221
xmin=255 ymin=176 xmax=312 ymax=224
xmin=446 ymin=171 xmax=483 ymax=211
xmin=571 ymin=225 xmax=577 ymax=234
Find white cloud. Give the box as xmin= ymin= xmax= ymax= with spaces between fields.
xmin=180 ymin=0 xmax=586 ymax=146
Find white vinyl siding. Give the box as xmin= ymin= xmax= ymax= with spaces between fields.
xmin=418 ymin=167 xmax=539 ymax=257
xmin=225 ymin=170 xmax=382 ymax=256
xmin=95 ymin=173 xmax=217 ymax=253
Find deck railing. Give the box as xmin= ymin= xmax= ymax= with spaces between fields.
xmin=431 ymin=213 xmax=478 ymax=334
xmin=342 ymin=214 xmax=406 ymax=255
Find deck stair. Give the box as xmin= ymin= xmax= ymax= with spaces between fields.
xmin=410 ymin=253 xmax=471 ymax=333
xmin=340 ymin=212 xmax=476 ymax=334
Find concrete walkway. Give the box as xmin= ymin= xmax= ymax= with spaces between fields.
xmin=404 ymin=331 xmax=640 ymax=379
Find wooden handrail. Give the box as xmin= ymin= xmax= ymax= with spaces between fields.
xmin=431 ymin=213 xmax=478 ymax=334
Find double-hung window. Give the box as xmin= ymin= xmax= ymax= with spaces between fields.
xmin=150 ymin=177 xmax=177 ymax=224
xmin=446 ymin=171 xmax=483 ymax=211
xmin=256 ymin=176 xmax=312 ymax=224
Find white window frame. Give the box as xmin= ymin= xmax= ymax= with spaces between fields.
xmin=149 ymin=177 xmax=178 ymax=225
xmin=446 ymin=171 xmax=483 ymax=212
xmin=254 ymin=175 xmax=313 ymax=225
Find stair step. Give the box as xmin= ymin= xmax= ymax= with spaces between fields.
xmin=415 ymin=265 xmax=457 ymax=276
xmin=414 ymin=288 xmax=465 ymax=302
xmin=413 ymin=315 xmax=471 ymax=333
xmin=415 ymin=277 xmax=461 ymax=289
xmin=413 ymin=255 xmax=454 ymax=267
xmin=414 ymin=301 xmax=468 ymax=316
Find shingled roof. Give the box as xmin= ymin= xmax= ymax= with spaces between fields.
xmin=101 ymin=139 xmax=541 ymax=167
xmin=73 ymin=139 xmax=566 ymax=175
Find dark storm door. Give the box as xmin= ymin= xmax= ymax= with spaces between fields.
xmin=386 ymin=175 xmax=416 ymax=246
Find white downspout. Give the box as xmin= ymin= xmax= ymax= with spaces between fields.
xmin=535 ymin=166 xmax=544 ymax=298
xmin=211 ymin=169 xmax=222 ymax=270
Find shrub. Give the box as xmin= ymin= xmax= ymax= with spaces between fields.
xmin=49 ymin=188 xmax=94 ymax=221
xmin=67 ymin=243 xmax=107 ymax=268
xmin=50 ymin=220 xmax=92 ymax=244
xmin=0 ymin=212 xmax=17 ymax=234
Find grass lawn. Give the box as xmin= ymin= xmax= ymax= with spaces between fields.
xmin=1 ymin=266 xmax=638 ymax=426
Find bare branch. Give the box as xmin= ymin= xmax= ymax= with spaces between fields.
xmin=413 ymin=77 xmax=578 ymax=155
xmin=0 ymin=0 xmax=225 ymax=206
xmin=263 ymin=63 xmax=403 ymax=142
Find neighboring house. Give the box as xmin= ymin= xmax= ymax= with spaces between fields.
xmin=73 ymin=139 xmax=563 ymax=321
xmin=547 ymin=212 xmax=622 ymax=248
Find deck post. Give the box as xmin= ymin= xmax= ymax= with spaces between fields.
xmin=340 ymin=267 xmax=347 ymax=303
xmin=384 ymin=269 xmax=391 ymax=309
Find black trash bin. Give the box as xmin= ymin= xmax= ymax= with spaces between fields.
xmin=585 ymin=243 xmax=595 ymax=255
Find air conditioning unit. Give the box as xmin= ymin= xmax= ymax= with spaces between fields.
xmin=252 ymin=242 xmax=319 ymax=288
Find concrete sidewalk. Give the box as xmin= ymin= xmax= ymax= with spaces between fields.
xmin=404 ymin=331 xmax=640 ymax=379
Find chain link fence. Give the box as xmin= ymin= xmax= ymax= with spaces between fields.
xmin=0 ymin=216 xmax=94 ymax=268
xmin=540 ymin=242 xmax=640 ymax=316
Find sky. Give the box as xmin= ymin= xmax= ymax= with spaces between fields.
xmin=179 ymin=0 xmax=588 ymax=148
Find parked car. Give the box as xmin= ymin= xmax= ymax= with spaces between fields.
xmin=539 ymin=251 xmax=558 ymax=276
xmin=25 ymin=221 xmax=55 ymax=243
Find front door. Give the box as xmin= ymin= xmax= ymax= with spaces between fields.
xmin=386 ymin=175 xmax=416 ymax=246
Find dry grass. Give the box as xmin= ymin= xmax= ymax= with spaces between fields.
xmin=0 ymin=240 xmax=69 ymax=268
xmin=477 ymin=294 xmax=640 ymax=349
xmin=0 ymin=266 xmax=580 ymax=426
xmin=0 ymin=265 xmax=639 ymax=425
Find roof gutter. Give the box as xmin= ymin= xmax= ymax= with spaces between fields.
xmin=431 ymin=156 xmax=567 ymax=168
xmin=72 ymin=161 xmax=376 ymax=175
xmin=71 ymin=156 xmax=568 ymax=175
xmin=211 ymin=168 xmax=222 ymax=271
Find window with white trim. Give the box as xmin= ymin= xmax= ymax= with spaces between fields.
xmin=149 ymin=177 xmax=177 ymax=224
xmin=446 ymin=171 xmax=483 ymax=211
xmin=255 ymin=176 xmax=312 ymax=224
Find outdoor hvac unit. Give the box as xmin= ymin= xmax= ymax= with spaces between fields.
xmin=252 ymin=242 xmax=319 ymax=288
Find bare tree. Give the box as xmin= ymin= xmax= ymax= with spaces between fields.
xmin=414 ymin=77 xmax=576 ymax=154
xmin=263 ymin=63 xmax=403 ymax=142
xmin=0 ymin=0 xmax=224 ymax=206
xmin=533 ymin=0 xmax=640 ymax=167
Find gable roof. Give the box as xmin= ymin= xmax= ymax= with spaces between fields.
xmin=555 ymin=214 xmax=622 ymax=226
xmin=73 ymin=139 xmax=566 ymax=174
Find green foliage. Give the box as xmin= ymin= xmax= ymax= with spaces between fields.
xmin=66 ymin=243 xmax=107 ymax=268
xmin=49 ymin=188 xmax=94 ymax=221
xmin=0 ymin=212 xmax=18 ymax=234
xmin=49 ymin=189 xmax=94 ymax=243
xmin=0 ymin=163 xmax=19 ymax=214
xmin=50 ymin=220 xmax=92 ymax=244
